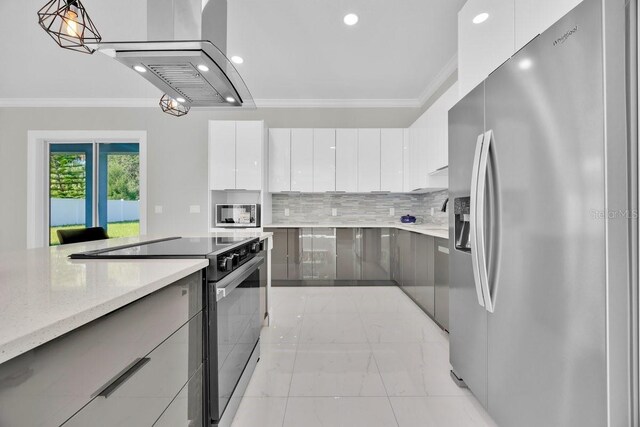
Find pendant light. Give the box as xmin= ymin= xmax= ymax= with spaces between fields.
xmin=159 ymin=95 xmax=190 ymax=117
xmin=37 ymin=0 xmax=101 ymax=54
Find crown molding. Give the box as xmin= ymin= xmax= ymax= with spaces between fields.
xmin=417 ymin=54 xmax=458 ymax=107
xmin=253 ymin=98 xmax=422 ymax=108
xmin=0 ymin=57 xmax=458 ymax=110
xmin=0 ymin=98 xmax=158 ymax=108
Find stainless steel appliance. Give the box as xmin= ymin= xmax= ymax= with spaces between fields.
xmin=216 ymin=204 xmax=261 ymax=228
xmin=448 ymin=0 xmax=638 ymax=426
xmin=87 ymin=0 xmax=255 ymax=109
xmin=70 ymin=236 xmax=265 ymax=427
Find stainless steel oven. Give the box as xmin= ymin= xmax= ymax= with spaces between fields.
xmin=69 ymin=236 xmax=264 ymax=427
xmin=215 ymin=204 xmax=261 ymax=228
xmin=209 ymin=255 xmax=263 ymax=425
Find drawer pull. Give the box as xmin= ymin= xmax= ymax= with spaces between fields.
xmin=92 ymin=357 xmax=150 ymax=399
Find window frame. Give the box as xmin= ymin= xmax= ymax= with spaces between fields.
xmin=27 ymin=131 xmax=147 ymax=249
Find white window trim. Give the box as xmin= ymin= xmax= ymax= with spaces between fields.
xmin=27 ymin=130 xmax=148 ymax=249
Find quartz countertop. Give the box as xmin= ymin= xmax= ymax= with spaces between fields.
xmin=0 ymin=232 xmax=272 ymax=365
xmin=264 ymin=223 xmax=449 ymax=239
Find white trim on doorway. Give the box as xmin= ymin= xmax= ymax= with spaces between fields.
xmin=27 ymin=130 xmax=148 ymax=249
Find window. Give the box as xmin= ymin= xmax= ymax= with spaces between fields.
xmin=48 ymin=142 xmax=140 ymax=245
xmin=27 ymin=131 xmax=147 ymax=249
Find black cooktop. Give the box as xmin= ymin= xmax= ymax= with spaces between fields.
xmin=69 ymin=236 xmax=256 ymax=259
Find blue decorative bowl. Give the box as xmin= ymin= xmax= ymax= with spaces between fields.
xmin=401 ymin=214 xmax=416 ymax=223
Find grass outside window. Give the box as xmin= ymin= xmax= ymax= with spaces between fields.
xmin=50 ymin=221 xmax=139 ymax=246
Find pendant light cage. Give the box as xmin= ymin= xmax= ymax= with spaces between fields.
xmin=37 ymin=0 xmax=102 ymax=54
xmin=159 ymin=95 xmax=190 ymax=117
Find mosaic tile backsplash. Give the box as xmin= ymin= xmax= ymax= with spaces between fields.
xmin=271 ymin=190 xmax=449 ymax=226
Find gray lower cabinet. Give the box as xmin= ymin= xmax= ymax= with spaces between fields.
xmin=336 ymin=228 xmax=362 ymax=280
xmin=434 ymin=238 xmax=450 ymax=330
xmin=64 ymin=313 xmax=203 ymax=426
xmin=393 ymin=231 xmax=448 ymax=330
xmin=361 ymin=228 xmax=392 ymax=280
xmin=265 ymin=228 xmax=302 ymax=280
xmin=269 ymin=228 xmax=288 ymax=280
xmin=414 ymin=234 xmax=435 ymax=317
xmin=398 ymin=230 xmax=415 ymax=295
xmin=154 ymin=365 xmax=203 ymax=426
xmin=0 ymin=271 xmax=204 ymax=427
xmin=302 ymin=228 xmax=337 ymax=280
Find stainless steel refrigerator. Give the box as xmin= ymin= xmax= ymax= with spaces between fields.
xmin=448 ymin=0 xmax=638 ymax=426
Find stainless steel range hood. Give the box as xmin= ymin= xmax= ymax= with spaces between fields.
xmin=88 ymin=0 xmax=254 ymax=109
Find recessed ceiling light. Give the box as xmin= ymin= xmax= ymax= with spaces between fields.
xmin=133 ymin=65 xmax=146 ymax=73
xmin=197 ymin=64 xmax=209 ymax=72
xmin=176 ymin=97 xmax=186 ymax=103
xmin=231 ymin=56 xmax=244 ymax=64
xmin=473 ymin=13 xmax=489 ymax=24
xmin=343 ymin=13 xmax=359 ymax=26
xmin=519 ymin=58 xmax=533 ymax=70
xmin=226 ymin=97 xmax=236 ymax=103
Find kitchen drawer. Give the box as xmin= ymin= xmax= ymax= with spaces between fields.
xmin=63 ymin=312 xmax=203 ymax=426
xmin=0 ymin=271 xmax=203 ymax=427
xmin=154 ymin=365 xmax=204 ymax=427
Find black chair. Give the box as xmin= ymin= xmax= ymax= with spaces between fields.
xmin=57 ymin=227 xmax=109 ymax=245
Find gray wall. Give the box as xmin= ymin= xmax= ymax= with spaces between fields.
xmin=271 ymin=191 xmax=449 ymax=226
xmin=0 ymin=106 xmax=426 ymax=252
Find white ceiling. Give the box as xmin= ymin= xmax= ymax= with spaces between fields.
xmin=0 ymin=0 xmax=464 ymax=107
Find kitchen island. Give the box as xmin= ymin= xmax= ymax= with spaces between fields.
xmin=0 ymin=231 xmax=271 ymax=427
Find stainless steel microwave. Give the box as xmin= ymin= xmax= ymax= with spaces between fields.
xmin=215 ymin=204 xmax=261 ymax=228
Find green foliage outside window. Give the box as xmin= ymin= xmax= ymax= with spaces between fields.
xmin=107 ymin=155 xmax=140 ymax=201
xmin=49 ymin=153 xmax=140 ymax=201
xmin=49 ymin=154 xmax=86 ymax=199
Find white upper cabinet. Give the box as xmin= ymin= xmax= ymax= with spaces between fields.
xmin=336 ymin=129 xmax=359 ymax=192
xmin=425 ymin=83 xmax=459 ymax=174
xmin=235 ymin=121 xmax=263 ymax=190
xmin=357 ymin=129 xmax=381 ymax=192
xmin=313 ymin=129 xmax=336 ymax=192
xmin=458 ymin=0 xmax=515 ymax=98
xmin=209 ymin=121 xmax=263 ymax=191
xmin=402 ymin=129 xmax=414 ymax=192
xmin=459 ymin=0 xmax=583 ymax=98
xmin=515 ymin=0 xmax=583 ymax=50
xmin=209 ymin=121 xmax=236 ymax=190
xmin=380 ymin=129 xmax=404 ymax=192
xmin=268 ymin=129 xmax=291 ymax=192
xmin=291 ymin=129 xmax=314 ymax=192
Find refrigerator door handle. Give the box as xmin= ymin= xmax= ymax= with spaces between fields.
xmin=469 ymin=132 xmax=487 ymax=307
xmin=476 ymin=130 xmax=494 ymax=313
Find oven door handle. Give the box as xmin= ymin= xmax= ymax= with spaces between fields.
xmin=215 ymin=256 xmax=264 ymax=301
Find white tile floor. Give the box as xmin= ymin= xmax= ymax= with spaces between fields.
xmin=231 ymin=286 xmax=497 ymax=427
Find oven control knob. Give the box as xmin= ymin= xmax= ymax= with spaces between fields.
xmin=218 ymin=256 xmax=233 ymax=272
xmin=230 ymin=253 xmax=240 ymax=265
xmin=250 ymin=242 xmax=259 ymax=253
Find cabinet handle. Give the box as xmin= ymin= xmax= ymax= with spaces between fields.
xmin=438 ymin=246 xmax=449 ymax=254
xmin=92 ymin=357 xmax=151 ymax=398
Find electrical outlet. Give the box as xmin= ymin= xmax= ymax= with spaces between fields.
xmin=284 ymin=208 xmax=290 ymax=217
xmin=430 ymin=207 xmax=435 ymax=216
xmin=332 ymin=208 xmax=338 ymax=216
xmin=389 ymin=207 xmax=395 ymax=216
xmin=189 ymin=205 xmax=200 ymax=214
xmin=154 ymin=205 xmax=163 ymax=214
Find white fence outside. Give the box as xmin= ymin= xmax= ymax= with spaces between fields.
xmin=50 ymin=198 xmax=140 ymax=226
